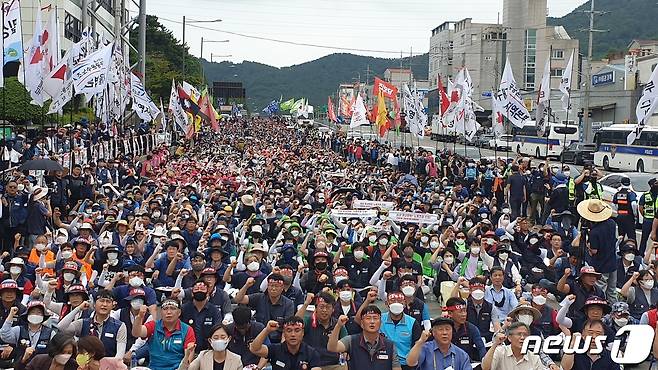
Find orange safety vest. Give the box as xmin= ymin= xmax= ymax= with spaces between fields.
xmin=28 ymin=250 xmax=55 ymax=276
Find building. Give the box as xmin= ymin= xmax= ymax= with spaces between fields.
xmin=427 ymin=0 xmax=579 ymax=124
xmin=212 ymin=81 xmax=246 ymax=107
xmin=628 ymin=40 xmax=658 ymax=57
xmin=384 ymin=68 xmax=413 ymax=88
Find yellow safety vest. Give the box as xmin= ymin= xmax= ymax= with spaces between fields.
xmin=644 ymin=193 xmax=655 ymax=220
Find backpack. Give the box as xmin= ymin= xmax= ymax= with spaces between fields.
xmin=465 ymin=167 xmax=477 ymax=181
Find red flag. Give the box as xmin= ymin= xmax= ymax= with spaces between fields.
xmin=437 ymin=75 xmax=450 ymax=116
xmin=327 ymin=96 xmax=337 ymax=122
xmin=197 ymin=93 xmax=219 ymax=132
xmin=373 ymin=77 xmax=400 ymax=127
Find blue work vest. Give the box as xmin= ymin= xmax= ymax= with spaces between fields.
xmin=380 ymin=313 xmax=415 ymax=365
xmin=148 ymin=320 xmax=190 ymax=370
xmin=80 ymin=316 xmax=123 ymax=357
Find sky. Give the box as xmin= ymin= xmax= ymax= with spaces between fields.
xmin=143 ymin=0 xmax=588 ymax=68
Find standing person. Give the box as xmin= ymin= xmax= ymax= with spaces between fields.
xmin=327 ymin=306 xmax=401 ymax=370
xmin=481 ymin=322 xmax=549 ymax=370
xmin=249 ymin=317 xmax=321 ymax=370
xmin=0 ymin=180 xmax=27 ymax=253
xmin=505 ymin=165 xmax=526 ymax=220
xmin=612 ymin=177 xmax=638 ymax=241
xmin=528 ymin=164 xmax=548 ymax=225
xmin=577 ymin=199 xmax=617 ymax=302
xmin=178 ymin=323 xmax=243 ymax=370
xmin=639 ymin=178 xmax=658 ymax=256
xmin=25 ymin=187 xmax=51 ymax=246
xmin=406 ymin=317 xmax=473 ymax=370
xmin=132 ymin=299 xmax=196 ymax=370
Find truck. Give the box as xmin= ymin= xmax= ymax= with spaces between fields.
xmin=297 ymin=105 xmax=315 ymax=127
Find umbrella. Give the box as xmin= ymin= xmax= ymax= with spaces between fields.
xmin=19 ymin=159 xmax=64 ymax=172
xmin=396 ymin=174 xmax=419 ymax=188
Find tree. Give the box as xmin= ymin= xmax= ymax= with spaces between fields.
xmin=0 ymin=77 xmax=51 ymax=123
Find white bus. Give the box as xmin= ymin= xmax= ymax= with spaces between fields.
xmin=593 ymin=124 xmax=658 ymax=173
xmin=512 ymin=121 xmax=579 ymax=159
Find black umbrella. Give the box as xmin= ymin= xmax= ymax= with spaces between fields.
xmin=19 ymin=159 xmax=64 ymax=172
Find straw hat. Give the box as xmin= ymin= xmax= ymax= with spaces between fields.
xmin=32 ymin=187 xmax=48 ymax=201
xmin=577 ymin=199 xmax=612 ymax=222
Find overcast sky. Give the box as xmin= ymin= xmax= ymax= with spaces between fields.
xmin=144 ymin=0 xmax=587 ymax=68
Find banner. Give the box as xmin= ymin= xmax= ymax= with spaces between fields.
xmin=71 ymin=42 xmax=114 ymax=96
xmin=131 ymin=73 xmax=160 ymax=122
xmin=353 ymin=200 xmax=396 ymax=210
xmin=536 ymin=57 xmax=551 ymax=137
xmin=349 ymin=93 xmax=368 ymax=128
xmin=3 ymin=0 xmax=22 ymax=64
xmin=280 ymin=98 xmax=295 ymax=111
xmin=375 ymin=92 xmax=388 ymax=137
xmin=403 ymin=84 xmax=427 ymax=138
xmin=493 ymin=58 xmax=531 ymax=129
xmin=373 ymin=77 xmax=398 ymax=100
xmin=330 ymin=209 xmax=378 ymax=218
xmin=388 ymin=211 xmax=438 ymax=224
xmin=20 ymin=6 xmax=44 ymax=106
xmin=628 ymin=65 xmax=658 ymax=144
xmin=327 ymin=96 xmax=337 ymax=122
xmin=169 ymin=79 xmax=190 ymax=135
xmin=560 ymin=51 xmax=574 ymax=112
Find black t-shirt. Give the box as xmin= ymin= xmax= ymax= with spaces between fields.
xmin=506 ymin=173 xmax=526 ymax=201
xmin=213 ymin=360 xmax=224 ymax=370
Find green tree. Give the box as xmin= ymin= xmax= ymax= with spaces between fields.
xmin=0 ymin=77 xmax=51 ymax=123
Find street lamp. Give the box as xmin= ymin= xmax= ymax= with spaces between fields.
xmin=201 ymin=38 xmax=229 ymax=60
xmin=211 ymin=54 xmax=232 ymax=63
xmin=182 ymin=17 xmax=222 ymax=76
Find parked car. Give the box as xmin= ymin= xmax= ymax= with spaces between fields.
xmin=477 ymin=134 xmax=494 ymax=148
xmin=560 ymin=143 xmax=596 ymax=165
xmin=488 ymin=135 xmax=513 ymax=151
xmin=599 ymin=172 xmax=654 ymax=225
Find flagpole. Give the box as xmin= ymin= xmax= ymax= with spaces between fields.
xmin=561 ymin=49 xmax=575 ymax=167
xmin=1 ymin=4 xmax=5 ymax=130
xmin=546 ymin=46 xmax=552 ymax=158
xmin=492 ymin=86 xmax=497 ymax=162
xmin=19 ymin=2 xmax=29 ymax=133
xmin=506 ymin=104 xmax=510 ymax=163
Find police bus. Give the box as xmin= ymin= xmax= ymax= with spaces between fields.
xmin=593 ymin=124 xmax=658 ymax=173
xmin=512 ymin=121 xmax=579 ymax=159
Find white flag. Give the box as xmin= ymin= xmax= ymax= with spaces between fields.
xmin=536 ymin=57 xmax=551 ymax=136
xmin=131 ymin=73 xmax=160 ymax=122
xmin=349 ymin=94 xmax=368 ymax=128
xmin=71 ymin=42 xmax=114 ymax=96
xmin=402 ymin=84 xmax=427 ymax=138
xmin=491 ymin=95 xmax=505 ymax=138
xmin=493 ymin=58 xmax=531 ymax=129
xmin=3 ymin=0 xmax=23 ymax=65
xmin=169 ymin=79 xmax=190 ymax=134
xmin=41 ymin=5 xmax=59 ymax=74
xmin=19 ymin=6 xmax=45 ymax=106
xmin=560 ymin=51 xmax=574 ymax=112
xmin=628 ymin=65 xmax=658 ymax=144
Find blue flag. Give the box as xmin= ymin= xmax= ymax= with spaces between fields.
xmin=262 ymin=100 xmax=279 ymax=115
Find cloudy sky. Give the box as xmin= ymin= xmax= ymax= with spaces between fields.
xmin=144 ymin=0 xmax=587 ymax=68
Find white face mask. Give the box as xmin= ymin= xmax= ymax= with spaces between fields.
xmin=152 ymin=212 xmax=161 ymax=219
xmin=54 ymin=354 xmax=72 ymax=365
xmin=613 ymin=317 xmax=628 ymax=327
xmin=55 ymin=236 xmax=68 ymax=245
xmin=63 ymin=272 xmax=75 ymax=281
xmin=502 ymin=208 xmax=510 ymax=215
xmin=368 ymin=235 xmax=377 ymax=243
xmin=130 ymin=299 xmax=144 ymax=310
xmin=624 ymin=253 xmax=635 ymax=262
xmin=389 ymin=302 xmax=404 ymax=315
xmin=61 ymin=250 xmax=73 ymax=260
xmin=498 ymin=252 xmax=509 ymax=261
xmin=129 ymin=277 xmax=144 ymax=287
xmin=500 ymin=218 xmax=510 ymax=227
xmin=420 ymin=236 xmax=429 ymax=243
xmin=35 ymin=244 xmax=46 ymax=252
xmin=642 ymin=280 xmax=655 ymax=290
xmin=339 ymin=291 xmax=353 ymax=302
xmin=378 ymin=239 xmax=388 ymax=246
xmin=211 ymin=339 xmax=229 ymax=352
xmin=107 ymin=252 xmax=118 ymax=261
xmin=335 ymin=276 xmax=347 ymax=283
xmin=27 ymin=314 xmax=43 ymax=325
xmin=470 ymin=247 xmax=480 ymax=255
xmin=290 ymin=230 xmax=300 ymax=237
xmin=471 ymin=289 xmax=485 ymax=301
xmin=464 ymin=221 xmax=474 ymax=228
xmin=401 ymin=286 xmax=415 ymax=297
xmin=532 ymin=295 xmax=547 ymax=306
xmin=354 ymin=250 xmax=365 ymax=259
xmin=517 ymin=314 xmax=534 ymax=326
xmin=247 ymin=261 xmax=260 ymax=272
xmin=430 ymin=241 xmax=440 ymax=249
xmin=443 ymin=256 xmax=454 ymax=265
xmin=9 ymin=266 xmax=21 ymax=275
xmin=480 ymin=214 xmax=488 ymax=219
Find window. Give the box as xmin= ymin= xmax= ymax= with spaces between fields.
xmin=98 ymin=0 xmax=113 ymax=13
xmin=553 ymin=126 xmax=577 ymax=135
xmin=64 ymin=12 xmax=81 ymax=42
xmin=471 ymin=34 xmax=478 ymax=44
xmin=552 ymin=49 xmax=564 ymax=59
xmin=551 ymin=68 xmax=563 ymax=77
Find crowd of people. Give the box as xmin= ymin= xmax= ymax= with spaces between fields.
xmin=0 ymin=117 xmax=656 ymax=370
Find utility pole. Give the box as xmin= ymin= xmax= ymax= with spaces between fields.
xmin=582 ymin=0 xmax=607 ymax=142
xmin=182 ymin=16 xmax=186 ymax=78
xmin=138 ymin=0 xmax=146 ymax=81
xmin=81 ymin=0 xmax=89 ymax=32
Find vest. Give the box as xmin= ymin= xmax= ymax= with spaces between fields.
xmin=347 ymin=334 xmax=395 ymax=370
xmin=380 ymin=313 xmax=415 ymax=365
xmin=493 ymin=259 xmax=515 ymax=289
xmin=629 ymin=287 xmax=658 ymax=320
xmin=148 ymin=320 xmax=190 ymax=370
xmin=459 ymin=257 xmax=484 ymax=278
xmin=15 ymin=325 xmax=52 ymax=363
xmin=453 ymin=323 xmax=480 ymax=361
xmin=465 ymin=167 xmax=477 ymax=180
xmin=80 ymin=316 xmax=123 ymax=357
xmin=586 ymin=182 xmax=603 ymax=200
xmin=614 ymin=189 xmax=632 ymax=216
xmin=568 ymin=179 xmax=576 ymax=202
xmin=120 ymin=307 xmax=150 ymax=350
xmin=467 ymin=299 xmax=493 ymax=338
xmin=645 ymin=193 xmax=656 ymax=220
xmin=534 ymin=305 xmax=557 ymax=338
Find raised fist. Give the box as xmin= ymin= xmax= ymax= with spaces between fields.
xmin=305 ymin=293 xmax=315 ymax=305
xmin=246 ymin=277 xmax=256 ymax=287
xmin=338 ymin=315 xmax=349 ymax=326
xmin=266 ymin=320 xmax=279 ymax=332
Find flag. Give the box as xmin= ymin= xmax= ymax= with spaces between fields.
xmin=41 ymin=5 xmax=59 ymax=74
xmin=536 ymin=57 xmax=551 ymax=136
xmin=327 ymin=96 xmax=337 ymax=122
xmin=262 ymin=100 xmax=279 ymax=115
xmin=182 ymin=81 xmax=200 ymax=104
xmin=159 ymin=97 xmax=166 ymax=132
xmin=71 ymin=42 xmax=114 ymax=96
xmin=280 ymin=98 xmax=295 ymax=111
xmin=628 ymin=65 xmax=658 ymax=144
xmin=437 ymin=76 xmax=450 ymax=116
xmin=19 ymin=5 xmax=45 ymax=106
xmin=375 ymin=92 xmax=389 ymax=137
xmin=178 ymin=85 xmax=201 ymax=116
xmin=491 ymin=95 xmax=505 ymax=138
xmin=402 ymin=84 xmax=427 ymax=138
xmin=169 ymin=79 xmax=191 ymax=136
xmin=560 ymin=51 xmax=574 ymax=112
xmin=350 ymin=93 xmax=368 ymax=128
xmin=198 ymin=87 xmax=219 ymax=131
xmin=131 ymin=73 xmax=160 ymax=122
xmin=290 ymin=98 xmax=304 ymax=115
xmin=493 ymin=58 xmax=531 ymax=129
xmin=373 ymin=77 xmax=400 ymax=128
xmin=340 ymin=95 xmax=353 ymax=117
xmin=3 ymin=0 xmax=22 ymax=64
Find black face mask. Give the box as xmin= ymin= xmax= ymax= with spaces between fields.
xmin=193 ymin=292 xmax=207 ymax=301
xmin=315 ymin=262 xmax=328 ymax=271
